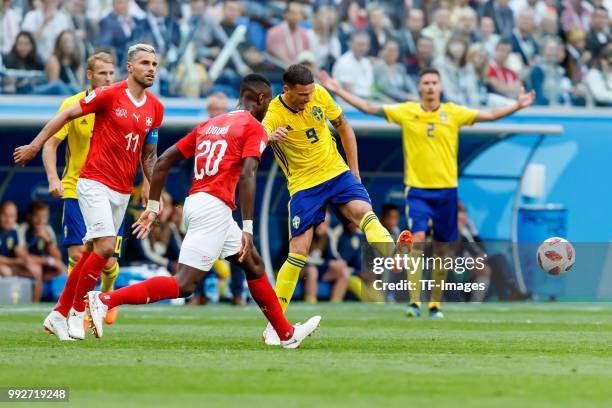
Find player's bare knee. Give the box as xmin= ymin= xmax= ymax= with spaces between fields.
xmin=93 ymin=237 xmax=117 ymax=259
xmin=288 ymin=241 xmax=309 ymax=257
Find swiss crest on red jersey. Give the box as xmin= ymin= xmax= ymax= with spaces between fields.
xmin=146 ymin=117 xmax=152 ymax=127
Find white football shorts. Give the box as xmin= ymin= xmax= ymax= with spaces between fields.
xmin=76 ymin=178 xmax=130 ymax=243
xmin=178 ymin=192 xmax=242 ymax=272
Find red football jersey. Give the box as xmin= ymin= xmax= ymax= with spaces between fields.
xmin=79 ymin=81 xmax=164 ymax=194
xmin=176 ymin=110 xmax=268 ymax=210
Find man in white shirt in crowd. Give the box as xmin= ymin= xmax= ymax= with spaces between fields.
xmin=332 ymin=31 xmax=373 ymax=99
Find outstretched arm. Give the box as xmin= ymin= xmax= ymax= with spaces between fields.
xmin=319 ymin=71 xmax=387 ymax=118
xmin=237 ymin=157 xmax=260 ymax=262
xmin=133 ymin=145 xmax=184 ymax=239
xmin=331 ymin=113 xmax=360 ymax=181
xmin=14 ymin=103 xmax=83 ymax=166
xmin=475 ymin=87 xmax=536 ymax=122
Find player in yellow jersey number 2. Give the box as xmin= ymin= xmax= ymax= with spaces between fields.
xmin=320 ymin=67 xmax=535 ymax=319
xmin=261 ymin=64 xmax=411 ymax=345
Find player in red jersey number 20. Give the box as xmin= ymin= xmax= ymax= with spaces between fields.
xmin=85 ymin=74 xmax=321 ymax=349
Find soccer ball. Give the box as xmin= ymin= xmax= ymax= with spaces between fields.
xmin=536 ymin=237 xmax=575 ymax=275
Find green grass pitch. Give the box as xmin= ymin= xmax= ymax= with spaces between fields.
xmin=0 ymin=303 xmax=611 ymax=407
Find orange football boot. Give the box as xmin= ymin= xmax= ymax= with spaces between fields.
xmin=104 ymin=307 xmax=119 ymax=325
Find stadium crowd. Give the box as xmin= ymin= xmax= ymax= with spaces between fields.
xmin=0 ymin=0 xmax=610 ymax=106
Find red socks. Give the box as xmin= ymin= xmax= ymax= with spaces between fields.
xmin=99 ymin=276 xmax=179 ymax=310
xmin=72 ymin=252 xmax=108 ymax=312
xmin=54 ymin=251 xmax=92 ymax=317
xmin=247 ymin=275 xmax=294 ymax=341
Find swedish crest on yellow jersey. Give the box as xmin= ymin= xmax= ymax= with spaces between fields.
xmin=263 ymin=84 xmax=349 ymax=195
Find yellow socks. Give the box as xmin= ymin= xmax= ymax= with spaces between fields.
xmin=429 ymin=263 xmax=448 ymax=310
xmin=101 ymin=261 xmax=119 ymax=293
xmin=359 ymin=211 xmax=395 ymax=257
xmin=275 ymin=253 xmax=306 ymax=312
xmin=407 ymin=249 xmax=423 ymax=307
xmin=67 ymin=257 xmax=78 ymax=275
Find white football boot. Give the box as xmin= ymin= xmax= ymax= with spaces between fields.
xmin=43 ymin=311 xmax=75 ymax=341
xmin=67 ymin=308 xmax=86 ymax=340
xmin=86 ymin=291 xmax=108 ymax=338
xmin=262 ymin=322 xmax=281 ymax=346
xmin=281 ymin=315 xmax=321 ymax=349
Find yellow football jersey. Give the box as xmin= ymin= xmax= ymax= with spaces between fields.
xmin=383 ymin=102 xmax=478 ymax=188
xmin=263 ymin=84 xmax=349 ymax=196
xmin=53 ymin=90 xmax=95 ymax=199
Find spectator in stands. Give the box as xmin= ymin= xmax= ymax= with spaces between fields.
xmin=563 ymin=28 xmax=590 ymax=105
xmin=480 ymin=16 xmax=500 ymax=56
xmin=466 ymin=42 xmax=507 ymax=107
xmin=337 ymin=0 xmax=367 ymax=52
xmin=396 ymin=8 xmax=424 ymax=65
xmin=306 ymin=4 xmax=341 ymax=72
xmin=2 ymin=31 xmax=45 ymax=94
xmin=530 ymin=38 xmax=573 ymax=105
xmin=422 ymin=7 xmax=452 ymax=60
xmin=536 ymin=13 xmax=562 ymax=48
xmin=453 ymin=7 xmax=481 ymax=45
xmin=207 ymin=91 xmax=229 ymax=118
xmin=509 ymin=0 xmax=549 ymax=23
xmin=21 ymin=0 xmax=73 ymax=62
xmin=365 ymin=3 xmax=394 ymax=57
xmin=43 ymin=30 xmax=83 ymax=95
xmin=586 ymin=44 xmax=612 ymax=106
xmin=480 ymin=0 xmax=515 ymax=38
xmin=64 ymin=0 xmax=96 ymax=58
xmin=449 ymin=0 xmax=473 ymax=27
xmin=436 ymin=36 xmax=480 ymax=106
xmin=0 ymin=201 xmax=43 ymax=302
xmin=453 ymin=201 xmax=530 ymax=301
xmin=215 ymin=0 xmax=254 ymax=73
xmin=586 ymin=7 xmax=610 ymax=59
xmin=507 ymin=9 xmax=539 ymax=67
xmin=487 ymin=40 xmax=520 ymax=99
xmin=190 ymin=0 xmax=248 ymax=78
xmin=380 ymin=203 xmax=401 ymax=240
xmin=265 ymin=1 xmax=310 ymax=66
xmin=332 ymin=30 xmax=373 ymax=98
xmin=406 ymin=36 xmax=435 ymax=84
xmin=132 ymin=0 xmax=181 ymax=62
xmin=20 ymin=201 xmax=66 ymax=297
xmin=335 ymin=221 xmax=386 ymax=303
xmin=97 ymin=0 xmax=137 ymax=67
xmin=560 ymin=0 xmax=593 ymax=33
xmin=374 ymin=39 xmax=419 ymax=102
xmin=1 ymin=0 xmax=19 ymax=54
xmin=302 ymin=212 xmax=350 ymax=303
